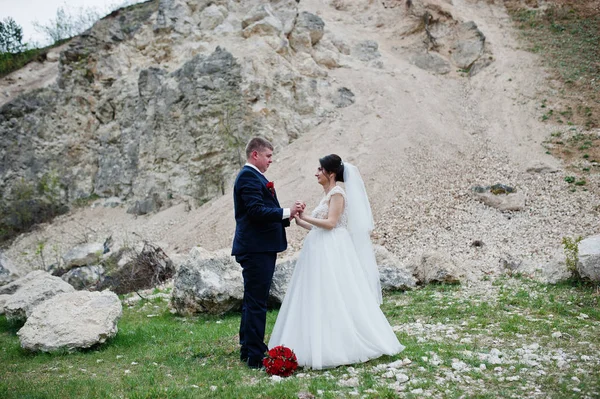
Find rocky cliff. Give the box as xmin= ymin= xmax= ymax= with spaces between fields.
xmin=1 ymin=0 xmax=597 ymax=280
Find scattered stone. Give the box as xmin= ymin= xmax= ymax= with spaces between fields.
xmin=333 ymin=87 xmax=355 ymax=108
xmin=410 ymin=52 xmax=451 ymax=75
xmin=63 ymin=243 xmax=105 ymax=270
xmin=61 ymin=265 xmax=105 ymax=290
xmin=338 ymin=377 xmax=359 ymax=387
xmin=474 ymin=190 xmax=525 ymax=212
xmin=525 ymin=161 xmax=559 ymax=174
xmin=354 ymin=40 xmax=381 ymax=62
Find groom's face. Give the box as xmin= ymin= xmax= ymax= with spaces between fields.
xmin=254 ymin=148 xmax=273 ymax=173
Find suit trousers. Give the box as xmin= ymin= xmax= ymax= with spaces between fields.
xmin=236 ymin=252 xmax=277 ymax=364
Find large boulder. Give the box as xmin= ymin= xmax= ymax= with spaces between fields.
xmin=62 ymin=243 xmax=105 ymax=270
xmin=373 ymin=245 xmax=417 ymax=291
xmin=0 ymin=252 xmax=19 ymax=287
xmin=578 ymin=235 xmax=600 ymax=282
xmin=269 ymin=253 xmax=299 ymax=304
xmin=17 ymin=290 xmax=122 ymax=352
xmin=0 ymin=270 xmax=47 ymax=295
xmin=4 ymin=271 xmax=75 ymax=322
xmin=409 ymin=252 xmax=462 ymax=284
xmin=540 ymin=249 xmax=572 ymax=284
xmin=171 ymin=247 xmax=243 ymax=315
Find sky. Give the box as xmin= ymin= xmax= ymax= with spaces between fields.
xmin=1 ymin=0 xmax=143 ymax=47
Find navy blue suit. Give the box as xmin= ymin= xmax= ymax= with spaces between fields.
xmin=232 ymin=165 xmax=289 ymax=366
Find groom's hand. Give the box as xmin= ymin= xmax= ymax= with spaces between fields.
xmin=290 ymin=201 xmax=304 ymax=218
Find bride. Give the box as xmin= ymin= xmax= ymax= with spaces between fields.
xmin=268 ymin=154 xmax=404 ymax=370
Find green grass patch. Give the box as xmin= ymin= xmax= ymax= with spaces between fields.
xmin=1 ymin=280 xmax=599 ymax=398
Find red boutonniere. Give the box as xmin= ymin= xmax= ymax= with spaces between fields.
xmin=266 ymin=181 xmax=275 ymax=196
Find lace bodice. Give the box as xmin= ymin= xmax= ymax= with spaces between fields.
xmin=310 ymin=186 xmax=348 ymax=229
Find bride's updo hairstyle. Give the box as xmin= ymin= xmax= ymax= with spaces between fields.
xmin=319 ymin=154 xmax=345 ymax=182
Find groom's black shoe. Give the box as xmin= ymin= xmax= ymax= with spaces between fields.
xmin=247 ymin=357 xmax=265 ymax=369
xmin=240 ymin=353 xmax=248 ymax=363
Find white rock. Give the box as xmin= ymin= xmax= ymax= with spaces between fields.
xmin=338 ymin=377 xmax=359 ymax=387
xmin=17 ymin=290 xmax=122 ymax=352
xmin=4 ymin=271 xmax=75 ymax=322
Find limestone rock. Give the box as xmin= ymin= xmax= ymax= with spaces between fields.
xmin=171 ymin=247 xmax=243 ymax=315
xmin=578 ymin=235 xmax=600 ymax=282
xmin=374 ymin=245 xmax=417 ymax=290
xmin=0 ymin=294 xmax=9 ymax=315
xmin=409 ymin=252 xmax=461 ymax=284
xmin=475 ymin=192 xmax=526 ymax=212
xmin=451 ymin=22 xmax=485 ymax=69
xmin=540 ymin=248 xmax=572 ymax=284
xmin=17 ymin=290 xmax=122 ymax=352
xmin=333 ymin=87 xmax=355 ymax=108
xmin=525 ymin=161 xmax=559 ymax=174
xmin=354 ymin=40 xmax=381 ymax=62
xmin=61 ymin=265 xmax=105 ymax=290
xmin=0 ymin=270 xmax=47 ymax=295
xmin=241 ymin=0 xmax=298 ymax=38
xmin=200 ymin=4 xmax=228 ymax=31
xmin=127 ymin=194 xmax=163 ymax=215
xmin=410 ymin=52 xmax=451 ymax=75
xmin=0 ymin=251 xmax=19 ymax=287
xmin=289 ymin=12 xmax=325 ymax=52
xmin=4 ymin=271 xmax=75 ymax=322
xmin=63 ymin=243 xmax=105 ymax=269
xmin=270 ymin=253 xmax=299 ymax=304
xmin=312 ymin=48 xmax=340 ymax=69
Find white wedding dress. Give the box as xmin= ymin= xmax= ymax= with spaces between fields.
xmin=268 ymin=186 xmax=404 ymax=370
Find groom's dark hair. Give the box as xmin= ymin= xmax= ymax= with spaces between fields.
xmin=245 ymin=137 xmax=274 ymax=158
xmin=319 ymin=154 xmax=345 ymax=182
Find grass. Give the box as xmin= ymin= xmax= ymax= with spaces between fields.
xmin=506 ymin=1 xmax=600 ymax=130
xmin=0 ymin=39 xmax=69 ymax=78
xmin=1 ymin=278 xmax=599 ymax=398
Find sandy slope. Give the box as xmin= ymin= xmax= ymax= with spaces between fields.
xmin=4 ymin=0 xmax=598 ymax=279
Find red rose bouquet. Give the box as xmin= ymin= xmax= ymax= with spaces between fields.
xmin=262 ymin=345 xmax=298 ymax=377
xmin=266 ymin=181 xmax=275 ymax=196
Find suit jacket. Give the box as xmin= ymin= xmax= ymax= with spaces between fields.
xmin=231 ymin=165 xmax=290 ymax=256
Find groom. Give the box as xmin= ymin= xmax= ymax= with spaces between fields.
xmin=232 ymin=137 xmax=303 ymax=369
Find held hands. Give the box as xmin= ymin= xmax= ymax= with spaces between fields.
xmin=290 ymin=200 xmax=306 ymax=219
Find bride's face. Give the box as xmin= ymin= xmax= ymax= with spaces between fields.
xmin=315 ymin=166 xmax=332 ymax=186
